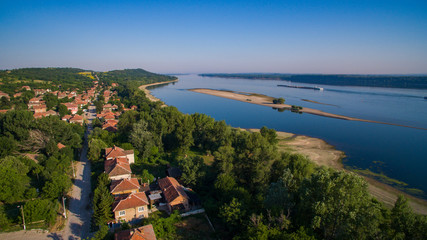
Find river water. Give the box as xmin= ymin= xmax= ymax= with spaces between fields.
xmin=149 ymin=74 xmax=427 ymax=197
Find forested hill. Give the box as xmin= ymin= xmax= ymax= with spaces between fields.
xmin=0 ymin=68 xmax=94 ymax=94
xmin=200 ymin=73 xmax=427 ymax=89
xmin=97 ymin=68 xmax=177 ymax=86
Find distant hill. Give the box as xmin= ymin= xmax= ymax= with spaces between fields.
xmin=97 ymin=68 xmax=177 ymax=85
xmin=200 ymin=73 xmax=427 ymax=89
xmin=0 ymin=67 xmax=95 ymax=94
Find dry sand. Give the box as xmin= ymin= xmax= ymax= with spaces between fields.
xmin=190 ymin=88 xmax=426 ymax=131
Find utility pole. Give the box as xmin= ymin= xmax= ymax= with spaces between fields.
xmin=71 ymin=160 xmax=75 ymax=178
xmin=18 ymin=205 xmax=26 ymax=230
xmin=62 ymin=196 xmax=67 ymax=218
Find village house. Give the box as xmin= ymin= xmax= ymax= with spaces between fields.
xmin=103 ymin=122 xmax=118 ymax=132
xmin=13 ymin=92 xmax=23 ymax=98
xmin=21 ymin=86 xmax=31 ymax=91
xmin=33 ymin=110 xmax=58 ymax=119
xmin=105 ymin=146 xmax=135 ymax=164
xmin=158 ymin=177 xmax=190 ymax=213
xmin=69 ymin=114 xmax=84 ymax=125
xmin=62 ymin=115 xmax=73 ymax=122
xmin=114 ymin=224 xmax=156 ymax=240
xmin=32 ymin=104 xmax=47 ymax=113
xmin=62 ymin=102 xmax=78 ymax=114
xmin=110 ymin=178 xmax=141 ymax=196
xmin=112 ymin=192 xmax=149 ymax=223
xmin=105 ymin=158 xmax=132 ymax=180
xmin=57 ymin=142 xmax=66 ymax=150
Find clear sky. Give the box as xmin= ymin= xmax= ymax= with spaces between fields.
xmin=1 ymin=0 xmax=427 ymax=74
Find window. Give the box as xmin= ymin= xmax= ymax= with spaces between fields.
xmin=138 ymin=206 xmax=144 ymax=212
xmin=119 ymin=210 xmax=125 ymax=216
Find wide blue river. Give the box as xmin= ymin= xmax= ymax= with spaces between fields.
xmin=150 ymin=74 xmax=427 ymax=197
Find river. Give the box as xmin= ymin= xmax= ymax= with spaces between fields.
xmin=149 ymin=74 xmax=427 ymax=198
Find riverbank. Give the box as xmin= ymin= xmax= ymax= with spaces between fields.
xmin=139 ymin=79 xmax=179 ymax=104
xmin=247 ymin=129 xmax=427 ymax=214
xmin=189 ymin=88 xmax=426 ymax=131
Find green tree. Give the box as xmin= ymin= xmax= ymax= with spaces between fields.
xmin=178 ymin=156 xmax=205 ymax=186
xmin=219 ymin=198 xmax=246 ymax=231
xmin=130 ymin=120 xmax=156 ymax=160
xmin=43 ymin=93 xmax=59 ymax=110
xmin=24 ymin=199 xmax=56 ymax=225
xmin=88 ymin=138 xmax=108 ymax=162
xmin=140 ymin=169 xmax=154 ymax=184
xmin=0 ymin=156 xmax=30 ymax=203
xmin=42 ymin=172 xmax=72 ymax=199
xmin=57 ymin=104 xmax=70 ymax=118
xmin=93 ymin=173 xmax=114 ymax=226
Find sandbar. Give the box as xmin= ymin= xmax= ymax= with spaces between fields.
xmin=190 ymin=88 xmax=426 ymax=131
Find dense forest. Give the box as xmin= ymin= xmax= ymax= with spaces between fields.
xmin=97 ymin=68 xmax=177 ymax=86
xmin=0 ymin=68 xmax=95 ymax=94
xmin=200 ymin=73 xmax=427 ymax=89
xmin=88 ymin=76 xmax=427 ymax=239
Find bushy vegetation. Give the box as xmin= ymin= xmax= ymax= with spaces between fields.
xmin=0 ymin=111 xmax=84 ymax=231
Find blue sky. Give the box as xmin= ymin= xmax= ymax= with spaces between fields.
xmin=1 ymin=0 xmax=427 ymax=74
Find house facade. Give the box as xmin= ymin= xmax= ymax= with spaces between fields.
xmin=158 ymin=177 xmax=190 ymax=213
xmin=112 ymin=192 xmax=149 ymax=222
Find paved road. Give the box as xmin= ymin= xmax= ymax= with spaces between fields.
xmin=58 ymin=129 xmax=92 ymax=240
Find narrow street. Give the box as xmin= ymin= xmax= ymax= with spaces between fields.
xmin=58 ymin=105 xmax=97 ymax=239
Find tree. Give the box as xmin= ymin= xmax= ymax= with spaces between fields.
xmin=0 ymin=156 xmax=30 ymax=203
xmin=140 ymin=169 xmax=154 ymax=184
xmin=178 ymin=156 xmax=205 ymax=186
xmin=93 ymin=173 xmax=114 ymax=226
xmin=219 ymin=198 xmax=246 ymax=231
xmin=42 ymin=172 xmax=72 ymax=199
xmin=57 ymin=104 xmax=70 ymax=118
xmin=24 ymin=199 xmax=56 ymax=225
xmin=298 ymin=168 xmax=382 ymax=239
xmin=130 ymin=120 xmax=156 ymax=160
xmin=88 ymin=138 xmax=108 ymax=162
xmin=391 ymin=195 xmax=417 ymax=239
xmin=43 ymin=93 xmax=59 ymax=110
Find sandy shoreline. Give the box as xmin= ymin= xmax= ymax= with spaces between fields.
xmin=139 ymin=79 xmax=178 ymax=104
xmin=190 ymin=88 xmax=426 ymax=131
xmin=247 ymin=128 xmax=427 ymax=215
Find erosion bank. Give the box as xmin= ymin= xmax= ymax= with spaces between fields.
xmin=189 ymin=88 xmax=426 ymax=131
xmin=139 ymin=79 xmax=179 ymax=104
xmin=247 ymin=129 xmax=427 ymax=215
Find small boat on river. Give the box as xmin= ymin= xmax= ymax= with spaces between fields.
xmin=277 ymin=84 xmax=323 ymax=91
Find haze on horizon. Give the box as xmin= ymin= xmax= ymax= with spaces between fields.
xmin=1 ymin=0 xmax=427 ymax=75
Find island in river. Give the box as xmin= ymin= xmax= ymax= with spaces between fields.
xmin=189 ymin=88 xmax=427 ymax=131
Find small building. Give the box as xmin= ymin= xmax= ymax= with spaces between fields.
xmin=32 ymin=104 xmax=47 ymax=113
xmin=114 ymin=224 xmax=156 ymax=240
xmin=62 ymin=115 xmax=73 ymax=122
xmin=57 ymin=142 xmax=66 ymax=150
xmin=105 ymin=158 xmax=132 ymax=180
xmin=105 ymin=146 xmax=135 ymax=164
xmin=110 ymin=178 xmax=141 ymax=196
xmin=62 ymin=102 xmax=78 ymax=114
xmin=69 ymin=114 xmax=84 ymax=125
xmin=112 ymin=192 xmax=149 ymax=223
xmin=158 ymin=177 xmax=190 ymax=213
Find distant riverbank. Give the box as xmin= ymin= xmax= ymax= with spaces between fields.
xmin=189 ymin=88 xmax=427 ymax=131
xmin=139 ymin=79 xmax=179 ymax=104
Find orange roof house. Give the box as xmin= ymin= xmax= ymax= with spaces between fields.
xmin=158 ymin=177 xmax=190 ymax=213
xmin=69 ymin=114 xmax=84 ymax=125
xmin=105 ymin=146 xmax=135 ymax=164
xmin=57 ymin=142 xmax=66 ymax=149
xmin=110 ymin=178 xmax=141 ymax=196
xmin=62 ymin=102 xmax=78 ymax=114
xmin=104 ymin=158 xmax=132 ymax=180
xmin=114 ymin=224 xmax=156 ymax=240
xmin=112 ymin=192 xmax=149 ymax=222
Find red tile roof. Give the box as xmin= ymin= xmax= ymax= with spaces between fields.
xmin=115 ymin=224 xmax=156 ymax=240
xmin=158 ymin=177 xmax=189 ymax=204
xmin=105 ymin=158 xmax=132 ymax=177
xmin=57 ymin=142 xmax=66 ymax=149
xmin=110 ymin=178 xmax=141 ymax=194
xmin=113 ymin=192 xmax=149 ymax=212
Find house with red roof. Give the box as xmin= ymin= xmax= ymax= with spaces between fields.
xmin=114 ymin=224 xmax=156 ymax=240
xmin=112 ymin=192 xmax=149 ymax=222
xmin=57 ymin=142 xmax=66 ymax=150
xmin=105 ymin=146 xmax=135 ymax=164
xmin=69 ymin=114 xmax=84 ymax=125
xmin=62 ymin=102 xmax=78 ymax=114
xmin=158 ymin=177 xmax=190 ymax=213
xmin=32 ymin=104 xmax=47 ymax=113
xmin=105 ymin=158 xmax=132 ymax=180
xmin=110 ymin=178 xmax=141 ymax=196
